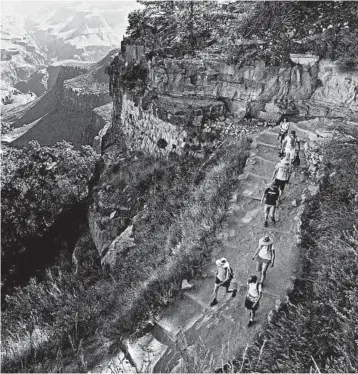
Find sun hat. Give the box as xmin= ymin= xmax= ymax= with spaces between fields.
xmin=259 ymin=235 xmax=273 ymax=246
xmin=216 ymin=257 xmax=229 ymax=268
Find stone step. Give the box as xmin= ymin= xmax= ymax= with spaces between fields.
xmin=254 ymin=131 xmax=280 ymax=146
xmin=244 ymin=159 xmax=276 ymax=180
xmin=254 ymin=143 xmax=282 ymax=162
xmin=154 ymin=292 xmax=207 ymax=341
xmin=242 ymin=222 xmax=293 ymax=235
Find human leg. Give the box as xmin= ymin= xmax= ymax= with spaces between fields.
xmin=260 ymin=262 xmax=270 ymax=284
xmin=210 ymin=281 xmax=220 ymax=306
xmin=269 ymin=205 xmax=276 ymax=222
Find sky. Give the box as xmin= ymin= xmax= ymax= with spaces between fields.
xmin=0 ymin=0 xmax=139 ymax=18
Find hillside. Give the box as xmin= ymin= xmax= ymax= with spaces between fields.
xmin=0 ymin=1 xmax=140 ymax=103
xmin=9 ymin=51 xmax=116 ymax=147
xmin=2 ymin=2 xmax=358 ymax=373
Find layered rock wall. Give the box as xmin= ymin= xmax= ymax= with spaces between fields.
xmin=107 ymin=45 xmax=357 ymax=158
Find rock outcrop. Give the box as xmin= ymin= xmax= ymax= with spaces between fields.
xmin=10 ymin=53 xmax=114 ymax=147
xmin=105 ymin=43 xmax=357 ymax=160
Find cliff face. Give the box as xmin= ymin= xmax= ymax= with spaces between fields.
xmin=11 ymin=55 xmax=113 ymax=147
xmin=106 ymin=45 xmax=357 ymax=160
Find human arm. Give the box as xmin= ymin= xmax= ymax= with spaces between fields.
xmin=272 ymin=167 xmax=278 ymax=181
xmin=252 ymin=283 xmax=263 ymax=308
xmin=261 ymin=189 xmax=267 ymax=204
xmin=252 ymin=245 xmax=261 ymax=260
xmin=271 ymin=248 xmax=276 ymax=268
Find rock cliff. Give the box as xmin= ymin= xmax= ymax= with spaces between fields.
xmin=10 ymin=53 xmax=114 ymax=147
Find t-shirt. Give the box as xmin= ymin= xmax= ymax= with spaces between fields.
xmin=275 ymin=163 xmax=290 ymax=181
xmin=264 ymin=187 xmax=279 ymax=205
xmin=284 ymin=135 xmax=300 ymax=151
xmin=258 ymin=244 xmax=274 ymax=260
xmin=247 ymin=282 xmax=262 ymax=302
xmin=217 ymin=266 xmax=229 ymax=281
xmin=279 ymin=122 xmax=290 ymax=134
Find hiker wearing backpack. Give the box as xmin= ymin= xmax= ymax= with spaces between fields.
xmin=272 ymin=155 xmax=292 ymax=201
xmin=252 ymin=235 xmax=275 ymax=286
xmin=281 ymin=130 xmax=300 ymax=166
xmin=244 ymin=275 xmax=263 ymax=327
xmin=210 ymin=257 xmax=236 ymax=307
xmin=277 ymin=117 xmax=291 ymax=148
xmin=261 ymin=182 xmax=280 ymax=228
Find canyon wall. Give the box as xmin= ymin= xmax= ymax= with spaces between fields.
xmin=106 ymin=44 xmax=357 ymax=159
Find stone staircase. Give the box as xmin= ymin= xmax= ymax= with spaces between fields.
xmin=95 ymin=121 xmax=328 ymax=373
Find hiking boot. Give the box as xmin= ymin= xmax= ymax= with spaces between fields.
xmin=272 ymin=217 xmax=276 ymax=224
xmin=264 ymin=221 xmax=268 ymax=228
xmin=248 ymin=319 xmax=254 ymax=327
xmin=210 ymin=298 xmax=218 ymax=307
xmin=232 ymin=289 xmax=237 ymax=298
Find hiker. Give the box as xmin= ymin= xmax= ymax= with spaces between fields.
xmin=272 ymin=155 xmax=292 ymax=201
xmin=281 ymin=130 xmax=300 ymax=166
xmin=261 ymin=182 xmax=280 ymax=228
xmin=210 ymin=257 xmax=236 ymax=307
xmin=277 ymin=117 xmax=290 ymax=148
xmin=252 ymin=235 xmax=275 ymax=286
xmin=244 ymin=275 xmax=263 ymax=327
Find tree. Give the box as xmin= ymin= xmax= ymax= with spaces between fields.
xmin=1 ymin=141 xmax=97 ymax=295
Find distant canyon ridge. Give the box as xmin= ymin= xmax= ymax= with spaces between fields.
xmin=0 ymin=1 xmax=140 ymax=104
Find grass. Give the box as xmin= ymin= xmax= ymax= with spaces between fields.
xmin=229 ymin=128 xmax=358 ymax=372
xmin=2 ymin=137 xmax=250 ymax=373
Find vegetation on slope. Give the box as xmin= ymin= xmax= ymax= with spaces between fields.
xmin=126 ymin=1 xmax=358 ymax=69
xmin=235 ymin=128 xmax=358 ymax=372
xmin=2 ymin=138 xmax=249 ymax=372
xmin=1 ymin=142 xmax=97 ymax=298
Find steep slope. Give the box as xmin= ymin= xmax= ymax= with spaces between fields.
xmin=1 ymin=1 xmax=140 ymax=107
xmin=10 ymin=51 xmax=116 ymax=147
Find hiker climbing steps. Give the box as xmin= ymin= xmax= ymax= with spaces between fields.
xmin=95 ymin=122 xmax=322 ymax=373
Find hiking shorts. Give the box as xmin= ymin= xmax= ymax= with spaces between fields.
xmin=278 ymin=131 xmax=288 ymax=142
xmin=264 ymin=204 xmax=276 ymax=217
xmin=256 ymin=255 xmax=271 ymax=272
xmin=275 ymin=178 xmax=287 ymax=191
xmin=244 ymin=297 xmax=260 ymax=311
xmin=215 ymin=277 xmax=230 ymax=287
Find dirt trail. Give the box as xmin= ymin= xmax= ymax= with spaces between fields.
xmin=95 ymin=122 xmax=324 ymax=373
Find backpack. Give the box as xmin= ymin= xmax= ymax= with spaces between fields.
xmin=227 ymin=267 xmax=234 ymax=280
xmin=293 ymin=154 xmax=300 ymax=166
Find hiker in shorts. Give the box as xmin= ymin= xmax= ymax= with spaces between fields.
xmin=261 ymin=182 xmax=280 ymax=228
xmin=244 ymin=275 xmax=263 ymax=327
xmin=272 ymin=155 xmax=292 ymax=201
xmin=210 ymin=257 xmax=236 ymax=307
xmin=252 ymin=235 xmax=275 ymax=286
xmin=277 ymin=117 xmax=290 ymax=148
xmin=281 ymin=130 xmax=300 ymax=166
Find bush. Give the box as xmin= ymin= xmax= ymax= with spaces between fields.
xmin=1 ymin=141 xmax=97 ymax=299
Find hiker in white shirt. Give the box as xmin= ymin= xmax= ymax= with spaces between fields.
xmin=252 ymin=235 xmax=275 ymax=286
xmin=281 ymin=130 xmax=300 ymax=166
xmin=210 ymin=258 xmax=236 ymax=307
xmin=272 ymin=155 xmax=292 ymax=201
xmin=244 ymin=275 xmax=263 ymax=327
xmin=277 ymin=117 xmax=290 ymax=148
